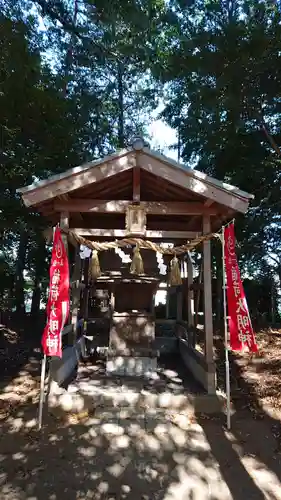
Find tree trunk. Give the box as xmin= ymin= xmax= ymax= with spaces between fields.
xmin=31 ymin=235 xmax=47 ymax=319
xmin=271 ymin=278 xmax=276 ymax=325
xmin=31 ymin=276 xmax=41 ymax=318
xmin=63 ymin=0 xmax=79 ymax=96
xmin=177 ymin=122 xmax=181 ymax=162
xmin=117 ymin=60 xmax=125 ymax=148
xmin=15 ymin=231 xmax=28 ymax=317
xmin=277 ymin=264 xmax=281 ymax=293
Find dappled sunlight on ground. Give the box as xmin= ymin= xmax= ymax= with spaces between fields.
xmin=1 ymin=397 xmax=281 ymax=499
xmin=0 ymin=405 xmax=227 ymax=499
xmin=0 ymin=357 xmax=40 ymax=421
xmin=1 ymin=329 xmax=281 ymax=499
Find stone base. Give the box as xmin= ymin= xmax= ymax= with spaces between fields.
xmin=179 ymin=340 xmax=216 ymax=394
xmin=48 ymin=378 xmax=226 ymax=418
xmin=106 ymin=356 xmax=157 ymax=377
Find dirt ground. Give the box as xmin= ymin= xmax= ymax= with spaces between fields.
xmin=215 ymin=328 xmax=281 ymax=420
xmin=1 ymin=325 xmax=281 ymax=499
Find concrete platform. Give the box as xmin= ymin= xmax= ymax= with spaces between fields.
xmin=48 ymin=355 xmax=225 ymax=417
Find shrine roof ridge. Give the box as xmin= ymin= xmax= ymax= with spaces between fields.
xmin=17 ymin=146 xmax=254 ymax=202
xmin=17 ymin=148 xmax=130 ymax=195
xmin=143 ymin=148 xmax=254 ymax=201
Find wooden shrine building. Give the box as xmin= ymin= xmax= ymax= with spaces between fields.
xmin=18 ymin=138 xmax=253 ymax=395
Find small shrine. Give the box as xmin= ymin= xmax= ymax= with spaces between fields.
xmin=18 ymin=138 xmax=253 ymax=394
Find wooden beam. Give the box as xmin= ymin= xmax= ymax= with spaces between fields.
xmin=186 ymin=214 xmax=199 ymax=231
xmin=133 ymin=167 xmax=140 ymax=202
xmin=58 ymin=193 xmax=69 ymax=201
xmin=54 ymin=200 xmax=218 ymax=216
xmin=59 ymin=192 xmax=83 ymax=222
xmin=204 ymin=199 xmax=213 ymax=207
xmin=70 ymin=228 xmax=201 ymax=240
xmin=22 ymin=152 xmax=136 ymax=207
xmin=138 ymin=153 xmax=249 ymax=213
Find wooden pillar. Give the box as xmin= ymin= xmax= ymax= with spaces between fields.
xmin=203 ymin=215 xmax=213 ymax=362
xmin=151 ymin=292 xmax=155 ymax=317
xmin=187 ymin=251 xmax=194 ymax=328
xmin=60 ymin=211 xmax=69 ymax=253
xmin=70 ymin=247 xmax=81 ymax=345
xmin=82 ymin=258 xmax=90 ymax=323
xmin=80 ymin=257 xmax=90 ymax=357
xmin=176 ymin=287 xmax=183 ymax=321
xmin=166 ymin=288 xmax=170 ymax=319
xmin=133 ymin=167 xmax=141 ymax=202
xmin=203 ymin=215 xmax=215 ymax=393
xmin=110 ymin=284 xmax=115 ymax=318
xmin=60 ymin=211 xmax=71 ymax=343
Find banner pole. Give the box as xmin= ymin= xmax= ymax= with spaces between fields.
xmin=221 ymin=225 xmax=231 ymax=430
xmin=38 ymin=225 xmax=57 ymax=431
xmin=38 ymin=354 xmax=47 ymax=430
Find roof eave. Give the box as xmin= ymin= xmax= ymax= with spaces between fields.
xmin=143 ymin=148 xmax=254 ymax=201
xmin=17 ymin=146 xmax=254 ymax=214
xmin=16 ymin=148 xmax=131 ymax=196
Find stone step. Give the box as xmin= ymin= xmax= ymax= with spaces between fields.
xmin=48 ymin=378 xmax=225 ymax=417
xmin=106 ymin=355 xmax=158 ymax=377
xmin=49 ymin=381 xmax=190 ymax=412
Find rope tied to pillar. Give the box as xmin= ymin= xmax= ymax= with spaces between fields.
xmin=62 ymin=228 xmax=219 ymax=255
xmin=60 ymin=228 xmax=219 ymax=282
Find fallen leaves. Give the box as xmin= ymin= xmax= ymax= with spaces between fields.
xmin=215 ymin=328 xmax=281 ymax=420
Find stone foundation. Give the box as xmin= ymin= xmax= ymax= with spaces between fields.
xmin=106 ymin=356 xmax=157 ymax=377
xmin=179 ymin=339 xmax=216 ymax=394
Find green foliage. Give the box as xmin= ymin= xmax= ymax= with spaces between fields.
xmin=0 ymin=0 xmax=163 ymax=316
xmin=0 ymin=11 xmax=87 ymax=313
xmin=33 ymin=0 xmax=164 ymax=152
xmin=155 ymin=0 xmax=281 ymax=282
xmin=0 ymin=0 xmax=279 ymax=323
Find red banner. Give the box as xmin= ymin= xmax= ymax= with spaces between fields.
xmin=42 ymin=227 xmax=70 ymax=357
xmin=224 ymin=223 xmax=258 ymax=352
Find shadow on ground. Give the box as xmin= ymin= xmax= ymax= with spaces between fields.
xmin=201 ymin=334 xmax=281 ymax=500
xmin=1 ymin=395 xmax=281 ymax=499
xmin=1 ymin=335 xmax=281 ymax=499
xmin=0 ymin=322 xmax=41 ymax=388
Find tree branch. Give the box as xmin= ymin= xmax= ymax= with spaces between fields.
xmin=268 ymin=254 xmax=281 ymax=267
xmin=255 ymin=102 xmax=281 ymax=156
xmin=34 ymin=0 xmax=118 ymax=60
xmin=261 ymin=121 xmax=281 ymax=157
